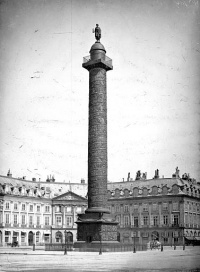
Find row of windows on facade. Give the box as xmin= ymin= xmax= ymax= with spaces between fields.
xmin=4 ymin=231 xmax=50 ymax=243
xmin=108 ymin=201 xmax=200 ymax=213
xmin=3 ymin=214 xmax=75 ymax=227
xmin=54 ymin=206 xmax=85 ymax=213
xmin=116 ymin=213 xmax=200 ymax=227
xmin=5 ymin=202 xmax=51 ymax=213
xmin=55 ymin=215 xmax=74 ymax=226
xmin=4 ymin=214 xmax=51 ymax=226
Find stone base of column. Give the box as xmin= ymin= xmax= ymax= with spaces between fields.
xmin=74 ymin=212 xmax=119 ymax=251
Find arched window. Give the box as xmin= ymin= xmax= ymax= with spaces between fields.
xmin=66 ymin=232 xmax=73 ymax=243
xmin=55 ymin=231 xmax=63 ymax=243
xmin=133 ymin=187 xmax=138 ymax=197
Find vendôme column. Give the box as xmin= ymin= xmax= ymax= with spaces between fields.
xmin=86 ymin=24 xmax=111 ymax=213
xmin=75 ymin=25 xmax=118 ymax=251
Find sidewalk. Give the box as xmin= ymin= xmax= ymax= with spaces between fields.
xmin=0 ymin=245 xmax=197 ymax=255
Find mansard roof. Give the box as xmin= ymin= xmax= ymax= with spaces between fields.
xmin=107 ymin=177 xmax=200 ymax=199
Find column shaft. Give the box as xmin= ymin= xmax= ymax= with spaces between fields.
xmin=88 ymin=67 xmax=108 ymax=210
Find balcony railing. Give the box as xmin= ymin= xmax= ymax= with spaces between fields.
xmin=83 ymin=55 xmax=112 ymax=67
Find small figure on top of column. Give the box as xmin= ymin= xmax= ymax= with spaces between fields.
xmin=94 ymin=24 xmax=101 ymax=42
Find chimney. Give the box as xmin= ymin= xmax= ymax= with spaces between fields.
xmin=154 ymin=169 xmax=159 ymax=179
xmin=81 ymin=178 xmax=85 ymax=184
xmin=7 ymin=169 xmax=12 ymax=177
xmin=127 ymin=172 xmax=130 ymax=181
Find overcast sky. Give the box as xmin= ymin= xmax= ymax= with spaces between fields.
xmin=0 ymin=0 xmax=199 ymax=183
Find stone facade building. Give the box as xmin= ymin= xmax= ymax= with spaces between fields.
xmin=51 ymin=191 xmax=87 ymax=244
xmin=0 ymin=168 xmax=200 ymax=246
xmin=107 ymin=169 xmax=200 ymax=245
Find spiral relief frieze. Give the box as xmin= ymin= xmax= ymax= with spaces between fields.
xmin=88 ymin=67 xmax=108 ymax=209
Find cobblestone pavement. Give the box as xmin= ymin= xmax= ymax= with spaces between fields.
xmin=0 ymin=246 xmax=200 ymax=272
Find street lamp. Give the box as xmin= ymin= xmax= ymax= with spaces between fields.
xmin=64 ymin=230 xmax=67 ymax=255
xmin=99 ymin=231 xmax=102 ymax=255
xmin=33 ymin=233 xmax=35 ymax=251
xmin=183 ymin=233 xmax=185 ymax=250
xmin=132 ymin=232 xmax=136 ymax=253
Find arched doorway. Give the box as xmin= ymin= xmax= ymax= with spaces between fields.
xmin=151 ymin=231 xmax=159 ymax=241
xmin=28 ymin=231 xmax=34 ymax=246
xmin=67 ymin=232 xmax=73 ymax=243
xmin=55 ymin=231 xmax=63 ymax=243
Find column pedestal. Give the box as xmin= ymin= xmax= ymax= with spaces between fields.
xmin=74 ymin=212 xmax=118 ymax=251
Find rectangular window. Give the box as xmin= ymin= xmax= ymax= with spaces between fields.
xmin=29 ymin=205 xmax=33 ymax=212
xmin=21 ymin=233 xmax=26 ymax=243
xmin=36 ymin=205 xmax=40 ymax=212
xmin=21 ymin=215 xmax=26 ymax=225
xmin=152 ymin=203 xmax=158 ymax=211
xmin=66 ymin=207 xmax=71 ymax=213
xmin=143 ymin=216 xmax=148 ymax=226
xmin=5 ymin=202 xmax=10 ymax=210
xmin=143 ymin=204 xmax=148 ymax=212
xmin=36 ymin=232 xmax=40 ymax=243
xmin=164 ymin=237 xmax=168 ymax=243
xmin=163 ymin=215 xmax=168 ymax=225
xmin=14 ymin=214 xmax=18 ymax=224
xmin=29 ymin=216 xmax=33 ymax=225
xmin=124 ymin=215 xmax=129 ymax=226
xmin=5 ymin=214 xmax=10 ymax=224
xmin=44 ymin=234 xmax=50 ymax=243
xmin=14 ymin=203 xmax=18 ymax=210
xmin=163 ymin=203 xmax=168 ymax=210
xmin=116 ymin=205 xmax=120 ymax=212
xmin=56 ymin=216 xmax=62 ymax=225
xmin=153 ymin=216 xmax=158 ymax=226
xmin=66 ymin=216 xmax=72 ymax=226
xmin=134 ymin=205 xmax=139 ymax=212
xmin=116 ymin=215 xmax=121 ymax=223
xmin=45 ymin=205 xmax=50 ymax=213
xmin=36 ymin=216 xmax=40 ymax=226
xmin=173 ymin=202 xmax=178 ymax=211
xmin=22 ymin=204 xmax=26 ymax=211
xmin=174 ymin=215 xmax=179 ymax=226
xmin=45 ymin=217 xmax=50 ymax=226
xmin=134 ymin=217 xmax=139 ymax=227
xmin=124 ymin=205 xmax=129 ymax=212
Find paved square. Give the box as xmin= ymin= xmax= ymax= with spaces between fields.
xmin=0 ymin=246 xmax=200 ymax=272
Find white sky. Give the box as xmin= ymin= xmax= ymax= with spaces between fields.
xmin=0 ymin=0 xmax=199 ymax=183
